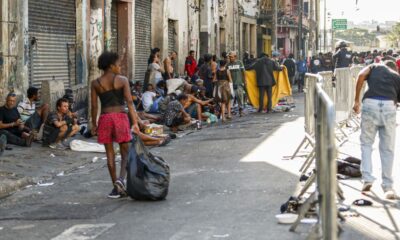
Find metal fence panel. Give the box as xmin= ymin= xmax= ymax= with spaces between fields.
xmin=315 ymin=83 xmax=338 ymax=240
xmin=334 ymin=68 xmax=352 ymax=123
xmin=304 ymin=74 xmax=320 ymax=135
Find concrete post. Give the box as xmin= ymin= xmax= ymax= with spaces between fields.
xmin=104 ymin=0 xmax=112 ymax=51
xmin=0 ymin=0 xmax=27 ymax=104
xmin=88 ymin=0 xmax=104 ymax=127
xmin=271 ymin=0 xmax=277 ymax=51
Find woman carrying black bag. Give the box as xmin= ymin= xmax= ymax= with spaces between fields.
xmin=91 ymin=51 xmax=140 ymax=199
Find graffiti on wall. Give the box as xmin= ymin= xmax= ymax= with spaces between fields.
xmin=90 ymin=9 xmax=103 ymax=69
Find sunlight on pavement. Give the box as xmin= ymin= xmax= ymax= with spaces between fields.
xmin=240 ymin=117 xmax=305 ymax=176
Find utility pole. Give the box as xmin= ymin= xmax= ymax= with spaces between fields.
xmin=298 ymin=0 xmax=303 ymax=58
xmin=104 ymin=0 xmax=112 ymax=51
xmin=315 ymin=0 xmax=320 ymax=51
xmin=323 ymin=0 xmax=327 ymax=52
xmin=271 ymin=0 xmax=277 ymax=51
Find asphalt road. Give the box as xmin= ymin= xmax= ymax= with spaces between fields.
xmin=0 ymin=95 xmax=378 ymax=240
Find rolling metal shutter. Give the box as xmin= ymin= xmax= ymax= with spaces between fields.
xmin=28 ymin=0 xmax=76 ymax=89
xmin=168 ymin=20 xmax=176 ymax=53
xmin=135 ymin=0 xmax=151 ymax=82
xmin=110 ymin=1 xmax=118 ymax=53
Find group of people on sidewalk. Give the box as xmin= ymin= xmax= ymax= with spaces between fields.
xmin=0 ymin=87 xmax=80 ymax=154
xmin=88 ymin=49 xmax=291 ymax=198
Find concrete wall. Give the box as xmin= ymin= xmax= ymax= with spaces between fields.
xmin=0 ymin=0 xmax=28 ymax=104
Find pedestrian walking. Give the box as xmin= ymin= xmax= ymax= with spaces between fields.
xmin=283 ymin=53 xmax=296 ymax=86
xmin=228 ymin=51 xmax=247 ymax=116
xmin=198 ymin=54 xmax=214 ymax=98
xmin=214 ymin=60 xmax=232 ymax=122
xmin=91 ymin=51 xmax=140 ymax=199
xmin=353 ymin=60 xmax=400 ymax=200
xmin=333 ymin=41 xmax=353 ymax=69
xmin=296 ymin=57 xmax=307 ymax=92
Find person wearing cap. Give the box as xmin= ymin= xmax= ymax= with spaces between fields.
xmin=228 ymin=51 xmax=247 ymax=117
xmin=333 ymin=41 xmax=353 ymax=69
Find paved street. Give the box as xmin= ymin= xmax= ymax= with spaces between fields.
xmin=1 ymin=93 xmax=394 ymax=240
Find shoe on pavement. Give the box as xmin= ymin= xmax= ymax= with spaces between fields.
xmin=362 ymin=182 xmax=372 ymax=192
xmin=384 ymin=190 xmax=397 ymax=200
xmin=0 ymin=134 xmax=6 ymax=156
xmin=114 ymin=178 xmax=127 ymax=197
xmin=107 ymin=187 xmax=121 ymax=199
xmin=49 ymin=142 xmax=67 ymax=150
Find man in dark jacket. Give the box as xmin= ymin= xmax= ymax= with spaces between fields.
xmin=250 ymin=53 xmax=283 ymax=113
xmin=333 ymin=42 xmax=352 ymax=69
xmin=283 ymin=53 xmax=296 ymax=86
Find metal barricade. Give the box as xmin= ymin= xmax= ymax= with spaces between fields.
xmin=304 ymin=73 xmax=320 ymax=136
xmin=290 ymin=83 xmax=338 ymax=240
xmin=319 ymin=71 xmax=335 ymax=102
xmin=290 ymin=74 xmax=320 ymax=160
xmin=334 ymin=68 xmax=352 ymax=123
xmin=315 ymin=83 xmax=338 ymax=240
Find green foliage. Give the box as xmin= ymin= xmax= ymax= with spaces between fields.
xmin=334 ymin=28 xmax=377 ymax=47
xmin=386 ymin=22 xmax=400 ymax=46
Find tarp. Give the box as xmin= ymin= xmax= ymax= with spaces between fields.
xmin=245 ymin=66 xmax=292 ymax=109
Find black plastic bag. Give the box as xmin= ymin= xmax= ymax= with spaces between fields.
xmin=126 ymin=136 xmax=170 ymax=201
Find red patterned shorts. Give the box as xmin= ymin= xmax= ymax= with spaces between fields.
xmin=97 ymin=112 xmax=132 ymax=144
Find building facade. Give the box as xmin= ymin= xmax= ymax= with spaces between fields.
xmin=0 ymin=0 xmax=319 ymax=109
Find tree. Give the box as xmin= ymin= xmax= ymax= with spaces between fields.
xmin=386 ymin=22 xmax=400 ymax=48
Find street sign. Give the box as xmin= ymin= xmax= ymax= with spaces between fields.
xmin=332 ymin=19 xmax=347 ymax=30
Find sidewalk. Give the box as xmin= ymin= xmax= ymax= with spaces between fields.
xmin=0 ymin=139 xmax=98 ymax=199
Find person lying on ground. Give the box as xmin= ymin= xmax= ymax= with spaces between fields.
xmin=164 ymin=93 xmax=192 ymax=133
xmin=42 ymin=98 xmax=80 ymax=150
xmin=0 ymin=93 xmax=34 ymax=147
xmin=17 ymin=86 xmax=49 ymax=134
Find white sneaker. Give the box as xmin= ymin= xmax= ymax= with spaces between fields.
xmin=384 ymin=190 xmax=397 ymax=200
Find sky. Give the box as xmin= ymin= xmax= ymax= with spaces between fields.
xmin=325 ymin=0 xmax=400 ymax=24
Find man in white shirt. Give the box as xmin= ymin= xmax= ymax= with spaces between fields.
xmin=142 ymin=85 xmax=163 ymax=113
xmin=17 ymin=87 xmax=49 ymax=131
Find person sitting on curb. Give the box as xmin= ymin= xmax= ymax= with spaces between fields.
xmin=142 ymin=84 xmax=163 ymax=114
xmin=183 ymin=85 xmax=213 ymax=126
xmin=17 ymin=87 xmax=49 ymax=138
xmin=0 ymin=93 xmax=34 ymax=147
xmin=42 ymin=98 xmax=80 ymax=150
xmin=164 ymin=94 xmax=192 ymax=133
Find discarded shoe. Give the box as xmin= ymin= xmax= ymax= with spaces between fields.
xmin=352 ymin=199 xmax=372 ymax=206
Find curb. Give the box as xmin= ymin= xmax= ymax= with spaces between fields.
xmin=0 ymin=177 xmax=34 ymax=199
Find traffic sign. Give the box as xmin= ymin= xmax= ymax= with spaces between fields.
xmin=332 ymin=19 xmax=347 ymax=30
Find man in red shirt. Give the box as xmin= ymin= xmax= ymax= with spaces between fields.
xmin=396 ymin=58 xmax=400 ymax=74
xmin=185 ymin=50 xmax=197 ymax=78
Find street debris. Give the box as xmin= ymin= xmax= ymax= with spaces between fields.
xmin=50 ymin=153 xmax=55 ymax=158
xmin=57 ymin=171 xmax=65 ymax=176
xmin=37 ymin=182 xmax=54 ymax=187
xmin=212 ymin=234 xmax=230 ymax=238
